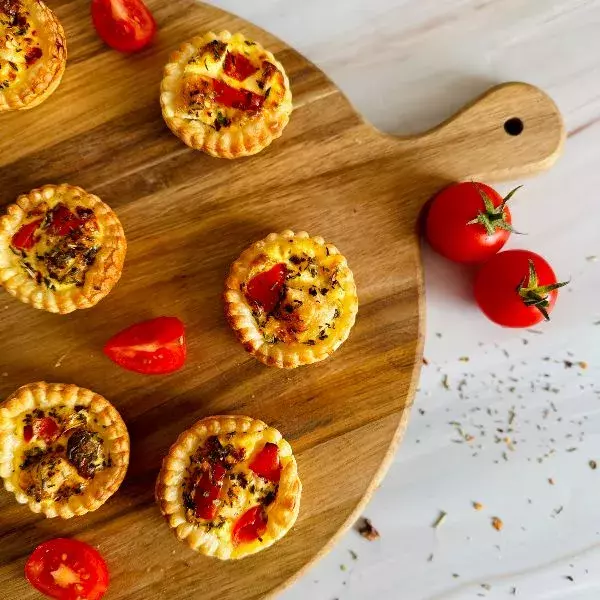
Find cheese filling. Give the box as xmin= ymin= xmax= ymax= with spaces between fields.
xmin=10 ymin=198 xmax=103 ymax=292
xmin=0 ymin=0 xmax=44 ymax=91
xmin=177 ymin=36 xmax=287 ymax=130
xmin=14 ymin=405 xmax=111 ymax=504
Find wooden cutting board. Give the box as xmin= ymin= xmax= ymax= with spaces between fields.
xmin=0 ymin=1 xmax=565 ymax=598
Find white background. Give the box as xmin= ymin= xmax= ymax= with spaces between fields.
xmin=207 ymin=2 xmax=600 ymax=598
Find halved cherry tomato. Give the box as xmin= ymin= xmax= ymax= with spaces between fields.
xmin=91 ymin=0 xmax=156 ymax=53
xmin=245 ymin=263 xmax=287 ymax=313
xmin=103 ymin=316 xmax=186 ymax=375
xmin=249 ymin=443 xmax=281 ymax=483
xmin=232 ymin=505 xmax=268 ymax=545
xmin=12 ymin=219 xmax=43 ymax=250
xmin=25 ymin=538 xmax=109 ymax=600
xmin=474 ymin=249 xmax=568 ymax=327
xmin=193 ymin=463 xmax=227 ymax=520
xmin=47 ymin=205 xmax=82 ymax=237
xmin=426 ymin=182 xmax=520 ymax=264
xmin=223 ymin=52 xmax=258 ymax=82
xmin=24 ymin=417 xmax=61 ymax=444
xmin=212 ymin=79 xmax=264 ymax=112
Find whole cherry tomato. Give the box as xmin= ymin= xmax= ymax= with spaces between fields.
xmin=474 ymin=249 xmax=568 ymax=327
xmin=91 ymin=0 xmax=156 ymax=53
xmin=426 ymin=182 xmax=520 ymax=264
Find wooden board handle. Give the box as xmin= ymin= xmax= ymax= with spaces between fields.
xmin=399 ymin=82 xmax=565 ymax=184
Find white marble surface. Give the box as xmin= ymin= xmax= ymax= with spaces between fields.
xmin=206 ymin=1 xmax=600 ymax=598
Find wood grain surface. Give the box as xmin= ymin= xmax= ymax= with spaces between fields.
xmin=0 ymin=1 xmax=565 ymax=598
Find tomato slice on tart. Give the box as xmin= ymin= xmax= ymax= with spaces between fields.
xmin=232 ymin=505 xmax=268 ymax=545
xmin=223 ymin=52 xmax=259 ymax=81
xmin=12 ymin=219 xmax=43 ymax=250
xmin=192 ymin=462 xmax=227 ymax=520
xmin=25 ymin=538 xmax=109 ymax=600
xmin=103 ymin=316 xmax=186 ymax=375
xmin=24 ymin=417 xmax=62 ymax=444
xmin=249 ymin=443 xmax=282 ymax=483
xmin=245 ymin=263 xmax=287 ymax=313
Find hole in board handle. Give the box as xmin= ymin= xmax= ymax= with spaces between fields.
xmin=504 ymin=117 xmax=524 ymax=136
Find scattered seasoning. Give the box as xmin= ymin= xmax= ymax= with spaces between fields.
xmin=423 ymin=357 xmax=429 ymax=366
xmin=473 ymin=501 xmax=484 ymax=511
xmin=357 ymin=517 xmax=380 ymax=541
xmin=442 ymin=375 xmax=450 ymax=390
xmin=459 ymin=356 xmax=470 ymax=362
xmin=579 ymin=361 xmax=588 ymax=369
xmin=510 ymin=587 xmax=517 ymax=596
xmin=565 ymin=575 xmax=574 ymax=582
xmin=339 ymin=564 xmax=347 ymax=572
xmin=586 ymin=256 xmax=597 ymax=262
xmin=349 ymin=550 xmax=358 ymax=560
xmin=432 ymin=510 xmax=447 ymax=529
xmin=548 ymin=478 xmax=555 ymax=485
xmin=481 ymin=583 xmax=491 ymax=591
xmin=589 ymin=460 xmax=597 ymax=470
xmin=491 ymin=516 xmax=503 ymax=531
xmin=452 ymin=573 xmax=460 ymax=578
xmin=551 ymin=505 xmax=564 ymax=518
xmin=427 ymin=553 xmax=434 ymax=562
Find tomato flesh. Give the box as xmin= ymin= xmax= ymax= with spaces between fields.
xmin=212 ymin=79 xmax=264 ymax=112
xmin=47 ymin=204 xmax=82 ymax=237
xmin=193 ymin=462 xmax=227 ymax=520
xmin=103 ymin=316 xmax=186 ymax=375
xmin=12 ymin=219 xmax=43 ymax=250
xmin=91 ymin=0 xmax=156 ymax=53
xmin=245 ymin=263 xmax=287 ymax=313
xmin=232 ymin=505 xmax=268 ymax=545
xmin=24 ymin=417 xmax=61 ymax=444
xmin=223 ymin=52 xmax=259 ymax=81
xmin=474 ymin=250 xmax=560 ymax=328
xmin=426 ymin=182 xmax=512 ymax=264
xmin=249 ymin=443 xmax=281 ymax=483
xmin=25 ymin=538 xmax=109 ymax=600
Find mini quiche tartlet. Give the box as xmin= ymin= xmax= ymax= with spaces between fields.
xmin=156 ymin=415 xmax=301 ymax=560
xmin=0 ymin=382 xmax=129 ymax=518
xmin=160 ymin=30 xmax=292 ymax=158
xmin=0 ymin=183 xmax=126 ymax=313
xmin=0 ymin=0 xmax=67 ymax=112
xmin=224 ymin=230 xmax=358 ymax=368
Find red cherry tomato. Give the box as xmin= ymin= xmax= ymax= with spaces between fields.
xmin=249 ymin=443 xmax=282 ymax=483
xmin=24 ymin=417 xmax=61 ymax=444
xmin=223 ymin=52 xmax=258 ymax=81
xmin=232 ymin=505 xmax=268 ymax=545
xmin=25 ymin=538 xmax=109 ymax=600
xmin=426 ymin=182 xmax=520 ymax=264
xmin=91 ymin=0 xmax=156 ymax=53
xmin=103 ymin=316 xmax=186 ymax=375
xmin=474 ymin=249 xmax=568 ymax=328
xmin=12 ymin=219 xmax=43 ymax=250
xmin=212 ymin=79 xmax=264 ymax=112
xmin=245 ymin=263 xmax=287 ymax=313
xmin=47 ymin=205 xmax=82 ymax=237
xmin=193 ymin=463 xmax=227 ymax=520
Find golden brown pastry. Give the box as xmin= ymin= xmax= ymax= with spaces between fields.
xmin=224 ymin=230 xmax=358 ymax=368
xmin=156 ymin=415 xmax=301 ymax=559
xmin=0 ymin=0 xmax=67 ymax=111
xmin=161 ymin=30 xmax=292 ymax=158
xmin=0 ymin=183 xmax=126 ymax=313
xmin=0 ymin=382 xmax=129 ymax=518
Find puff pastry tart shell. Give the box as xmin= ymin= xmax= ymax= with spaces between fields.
xmin=156 ymin=415 xmax=302 ymax=560
xmin=224 ymin=230 xmax=358 ymax=368
xmin=0 ymin=382 xmax=129 ymax=519
xmin=0 ymin=0 xmax=67 ymax=112
xmin=0 ymin=183 xmax=127 ymax=313
xmin=160 ymin=30 xmax=292 ymax=158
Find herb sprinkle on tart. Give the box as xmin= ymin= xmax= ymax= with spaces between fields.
xmin=0 ymin=382 xmax=129 ymax=518
xmin=156 ymin=415 xmax=301 ymax=560
xmin=224 ymin=230 xmax=358 ymax=368
xmin=0 ymin=183 xmax=126 ymax=313
xmin=0 ymin=0 xmax=66 ymax=111
xmin=160 ymin=30 xmax=292 ymax=158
